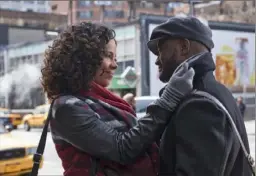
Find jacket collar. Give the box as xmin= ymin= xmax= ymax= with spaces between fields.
xmin=189 ymin=52 xmax=215 ymax=78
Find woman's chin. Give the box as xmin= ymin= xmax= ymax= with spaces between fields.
xmin=96 ymin=80 xmax=111 ymax=88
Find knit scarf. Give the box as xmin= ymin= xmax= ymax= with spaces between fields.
xmin=81 ymin=82 xmax=136 ymax=119
xmin=80 ymin=82 xmax=159 ymax=176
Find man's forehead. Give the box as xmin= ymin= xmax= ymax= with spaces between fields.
xmin=158 ymin=38 xmax=181 ymax=49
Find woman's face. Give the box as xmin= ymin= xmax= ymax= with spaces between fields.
xmin=94 ymin=39 xmax=117 ymax=87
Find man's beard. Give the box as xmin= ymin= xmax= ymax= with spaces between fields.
xmin=159 ymin=60 xmax=181 ymax=83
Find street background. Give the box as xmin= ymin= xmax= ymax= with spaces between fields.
xmin=0 ymin=1 xmax=254 ymax=176
xmin=15 ymin=119 xmax=255 ymax=176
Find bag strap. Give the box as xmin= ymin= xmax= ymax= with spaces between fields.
xmin=192 ymin=90 xmax=255 ymax=176
xmin=30 ymin=101 xmax=54 ymax=176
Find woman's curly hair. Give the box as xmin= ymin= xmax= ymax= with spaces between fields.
xmin=41 ymin=22 xmax=116 ymax=100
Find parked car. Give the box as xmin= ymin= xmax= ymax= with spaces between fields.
xmin=22 ymin=104 xmax=50 ymax=131
xmin=0 ymin=123 xmax=43 ymax=175
xmin=135 ymin=96 xmax=158 ymax=119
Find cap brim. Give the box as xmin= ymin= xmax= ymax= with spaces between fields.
xmin=147 ymin=38 xmax=161 ymax=56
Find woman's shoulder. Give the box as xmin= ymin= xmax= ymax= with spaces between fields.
xmin=51 ymin=95 xmax=96 ymax=119
xmin=52 ymin=95 xmax=95 ymax=110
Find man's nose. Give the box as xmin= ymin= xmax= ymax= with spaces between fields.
xmin=155 ymin=57 xmax=160 ymax=65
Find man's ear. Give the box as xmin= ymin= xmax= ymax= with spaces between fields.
xmin=180 ymin=39 xmax=190 ymax=56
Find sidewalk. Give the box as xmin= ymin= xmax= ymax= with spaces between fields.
xmin=245 ymin=120 xmax=255 ymax=160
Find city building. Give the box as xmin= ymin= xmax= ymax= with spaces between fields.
xmin=50 ymin=1 xmax=189 ymax=25
xmin=0 ymin=1 xmax=51 ymax=13
xmin=0 ymin=22 xmax=140 ymax=107
xmin=194 ymin=1 xmax=256 ymax=24
xmin=0 ymin=9 xmax=67 ymax=49
xmin=0 ymin=24 xmax=60 ymax=50
xmin=0 ymin=40 xmax=53 ymax=108
xmin=0 ymin=21 xmax=140 ymax=107
xmin=0 ymin=9 xmax=67 ymax=31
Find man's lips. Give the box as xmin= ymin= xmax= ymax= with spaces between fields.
xmin=158 ymin=66 xmax=163 ymax=72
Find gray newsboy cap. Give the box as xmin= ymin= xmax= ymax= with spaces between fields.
xmin=147 ymin=16 xmax=214 ymax=55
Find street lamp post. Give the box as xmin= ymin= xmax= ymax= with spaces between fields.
xmin=188 ymin=0 xmax=195 ymax=16
xmin=128 ymin=1 xmax=136 ymax=22
xmin=188 ymin=0 xmax=204 ymax=16
xmin=69 ymin=0 xmax=73 ymax=25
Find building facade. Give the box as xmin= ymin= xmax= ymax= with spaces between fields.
xmin=0 ymin=23 xmax=140 ymax=108
xmin=108 ymin=24 xmax=139 ymax=97
xmin=0 ymin=40 xmax=53 ymax=108
xmin=0 ymin=9 xmax=67 ymax=31
xmin=50 ymin=1 xmax=189 ymax=25
xmin=0 ymin=1 xmax=51 ymax=13
xmin=0 ymin=24 xmax=59 ymax=50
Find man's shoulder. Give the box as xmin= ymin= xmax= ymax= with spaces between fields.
xmin=173 ymin=91 xmax=226 ymax=119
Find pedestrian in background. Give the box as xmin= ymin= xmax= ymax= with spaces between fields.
xmin=237 ymin=96 xmax=246 ymax=118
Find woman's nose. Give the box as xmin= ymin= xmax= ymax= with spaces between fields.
xmin=111 ymin=60 xmax=118 ymax=70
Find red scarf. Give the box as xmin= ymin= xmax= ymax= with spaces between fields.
xmin=80 ymin=82 xmax=158 ymax=175
xmin=80 ymin=82 xmax=136 ymax=117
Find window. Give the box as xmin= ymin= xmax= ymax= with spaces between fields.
xmin=139 ymin=1 xmax=146 ymax=8
xmin=0 ymin=56 xmax=4 ymax=74
xmin=34 ymin=55 xmax=39 ymax=64
xmin=24 ymin=1 xmax=34 ymax=4
xmin=140 ymin=2 xmax=153 ymax=8
xmin=111 ymin=1 xmax=123 ymax=6
xmin=124 ymin=39 xmax=135 ymax=55
xmin=167 ymin=2 xmax=183 ymax=12
xmin=77 ymin=0 xmax=92 ymax=7
xmin=153 ymin=3 xmax=160 ymax=8
xmin=115 ymin=60 xmax=134 ymax=75
xmin=94 ymin=1 xmax=112 ymax=6
xmin=125 ymin=60 xmax=134 ymax=68
xmin=26 ymin=9 xmax=34 ymax=12
xmin=77 ymin=11 xmax=93 ymax=19
xmin=37 ymin=1 xmax=45 ymax=5
xmin=104 ymin=10 xmax=124 ymax=18
xmin=115 ymin=62 xmax=123 ymax=75
xmin=167 ymin=2 xmax=182 ymax=8
xmin=37 ymin=8 xmax=46 ymax=13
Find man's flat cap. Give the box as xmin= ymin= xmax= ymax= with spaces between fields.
xmin=147 ymin=16 xmax=214 ymax=55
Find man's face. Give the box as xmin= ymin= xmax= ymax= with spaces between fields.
xmin=155 ymin=39 xmax=183 ymax=83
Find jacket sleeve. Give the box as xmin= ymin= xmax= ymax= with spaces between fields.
xmin=173 ymin=97 xmax=232 ymax=176
xmin=52 ymin=96 xmax=170 ymax=165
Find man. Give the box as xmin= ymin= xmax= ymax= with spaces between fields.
xmin=237 ymin=96 xmax=246 ymax=118
xmin=147 ymin=17 xmax=251 ymax=176
xmin=123 ymin=93 xmax=136 ymax=111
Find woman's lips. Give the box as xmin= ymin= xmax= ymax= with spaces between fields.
xmin=105 ymin=71 xmax=114 ymax=77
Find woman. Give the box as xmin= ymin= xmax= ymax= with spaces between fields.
xmin=41 ymin=22 xmax=194 ymax=176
